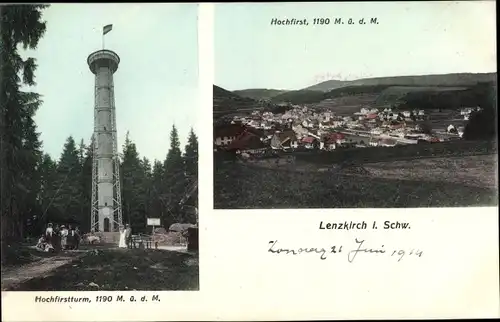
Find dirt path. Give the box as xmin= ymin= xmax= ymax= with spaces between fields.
xmin=1 ymin=251 xmax=85 ymax=291
xmin=156 ymin=245 xmax=189 ymax=253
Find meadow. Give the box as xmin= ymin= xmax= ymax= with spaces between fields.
xmin=214 ymin=141 xmax=498 ymax=209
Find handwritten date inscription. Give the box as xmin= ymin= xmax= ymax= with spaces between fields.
xmin=268 ymin=239 xmax=423 ymax=263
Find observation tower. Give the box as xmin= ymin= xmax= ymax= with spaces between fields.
xmin=88 ymin=49 xmax=123 ymax=232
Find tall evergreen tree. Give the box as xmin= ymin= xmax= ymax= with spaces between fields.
xmin=182 ymin=128 xmax=198 ymax=223
xmin=142 ymin=157 xmax=152 ymax=178
xmin=141 ymin=156 xmax=152 ymax=225
xmin=19 ymin=100 xmax=44 ymax=236
xmin=36 ymin=153 xmax=57 ymax=233
xmin=151 ymin=160 xmax=166 ymax=225
xmin=184 ymin=128 xmax=198 ymax=180
xmin=79 ymin=139 xmax=93 ymax=232
xmin=463 ymin=83 xmax=497 ymax=141
xmin=52 ymin=136 xmax=83 ymax=225
xmin=164 ymin=125 xmax=183 ymax=171
xmin=1 ymin=4 xmax=49 ymax=241
xmin=162 ymin=124 xmax=186 ymax=226
xmin=121 ymin=132 xmax=147 ymax=232
xmin=77 ymin=139 xmax=85 ymax=165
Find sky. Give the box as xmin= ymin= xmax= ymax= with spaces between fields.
xmin=215 ymin=1 xmax=497 ymax=91
xmin=22 ymin=3 xmax=199 ymax=163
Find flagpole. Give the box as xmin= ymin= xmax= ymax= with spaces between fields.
xmin=102 ymin=24 xmax=112 ymax=51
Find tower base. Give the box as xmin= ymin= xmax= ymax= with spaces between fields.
xmin=94 ymin=231 xmax=121 ymax=244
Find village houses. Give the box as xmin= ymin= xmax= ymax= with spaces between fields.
xmin=214 ymin=101 xmax=466 ymax=154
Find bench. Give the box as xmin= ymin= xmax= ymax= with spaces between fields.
xmin=129 ymin=235 xmax=158 ymax=249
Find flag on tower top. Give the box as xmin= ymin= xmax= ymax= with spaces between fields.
xmin=103 ymin=24 xmax=113 ymax=35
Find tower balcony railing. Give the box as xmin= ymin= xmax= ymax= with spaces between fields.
xmin=87 ymin=49 xmax=120 ymax=74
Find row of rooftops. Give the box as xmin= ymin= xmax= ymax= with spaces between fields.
xmin=215 ymin=103 xmax=472 ymax=151
xmin=215 ymin=123 xmax=349 ymax=151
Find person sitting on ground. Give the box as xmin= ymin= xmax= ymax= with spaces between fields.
xmin=36 ymin=235 xmax=47 ymax=251
xmin=36 ymin=235 xmax=55 ymax=253
xmin=45 ymin=243 xmax=55 ymax=253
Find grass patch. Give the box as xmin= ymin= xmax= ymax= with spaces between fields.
xmin=1 ymin=243 xmax=57 ymax=268
xmin=10 ymin=249 xmax=199 ymax=291
xmin=214 ymin=157 xmax=498 ymax=209
xmin=292 ymin=140 xmax=496 ymax=165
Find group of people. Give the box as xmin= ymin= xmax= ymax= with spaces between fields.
xmin=36 ymin=223 xmax=81 ymax=252
xmin=36 ymin=222 xmax=134 ymax=251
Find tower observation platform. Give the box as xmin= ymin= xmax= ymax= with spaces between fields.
xmin=88 ymin=49 xmax=123 ymax=233
xmin=87 ymin=50 xmax=120 ymax=74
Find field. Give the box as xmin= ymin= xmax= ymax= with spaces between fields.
xmin=214 ymin=147 xmax=498 ymax=208
xmin=5 ymin=248 xmax=199 ymax=291
xmin=364 ymin=155 xmax=497 ymax=189
xmin=375 ymin=86 xmax=468 ymax=105
xmin=310 ymin=94 xmax=379 ymax=115
xmin=290 ymin=140 xmax=496 ymax=165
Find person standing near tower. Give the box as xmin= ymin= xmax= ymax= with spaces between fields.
xmin=118 ymin=225 xmax=126 ymax=248
xmin=45 ymin=223 xmax=53 ymax=246
xmin=125 ymin=224 xmax=132 ymax=249
xmin=60 ymin=225 xmax=68 ymax=250
xmin=53 ymin=224 xmax=61 ymax=252
xmin=74 ymin=227 xmax=81 ymax=250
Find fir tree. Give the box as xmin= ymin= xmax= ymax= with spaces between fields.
xmin=162 ymin=124 xmax=186 ymax=226
xmin=463 ymin=83 xmax=497 ymax=140
xmin=141 ymin=156 xmax=152 ymax=225
xmin=52 ymin=136 xmax=83 ymax=225
xmin=184 ymin=128 xmax=198 ymax=180
xmin=79 ymin=139 xmax=93 ymax=232
xmin=1 ymin=4 xmax=49 ymax=241
xmin=182 ymin=128 xmax=198 ymax=223
xmin=18 ymin=99 xmax=44 ymax=236
xmin=37 ymin=153 xmax=57 ymax=233
xmin=121 ymin=132 xmax=147 ymax=232
xmin=164 ymin=125 xmax=183 ymax=172
xmin=151 ymin=160 xmax=166 ymax=225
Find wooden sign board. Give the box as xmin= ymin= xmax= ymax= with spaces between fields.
xmin=147 ymin=218 xmax=160 ymax=226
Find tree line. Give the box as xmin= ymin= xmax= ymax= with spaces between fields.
xmin=35 ymin=126 xmax=198 ymax=237
xmin=1 ymin=5 xmax=198 ymax=243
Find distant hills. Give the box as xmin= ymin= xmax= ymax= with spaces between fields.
xmin=213 ymin=85 xmax=260 ymax=114
xmin=233 ymin=88 xmax=288 ymax=100
xmin=303 ymin=79 xmax=351 ymax=92
xmin=214 ymin=72 xmax=497 ymax=113
xmin=303 ymin=73 xmax=497 ymax=92
xmin=213 ymin=85 xmax=241 ymax=100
